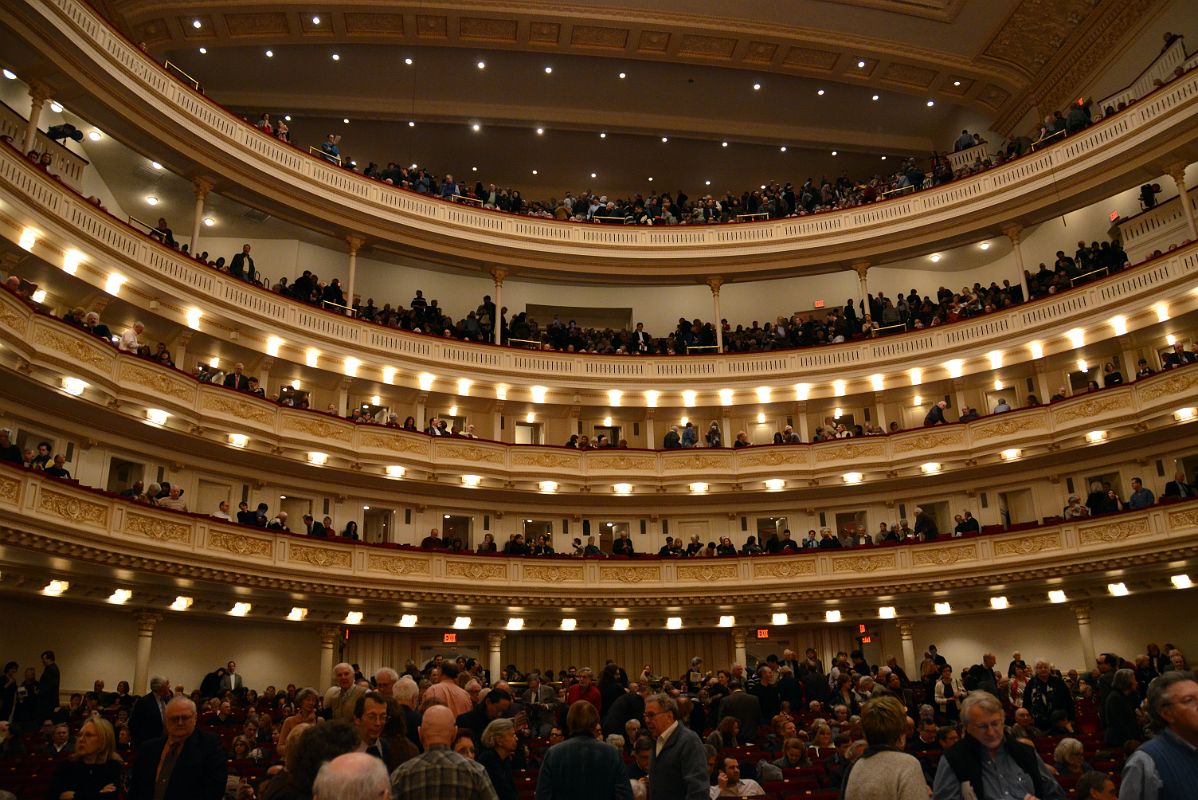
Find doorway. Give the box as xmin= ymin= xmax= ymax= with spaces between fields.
xmin=442 ymin=514 xmax=473 ymax=548
xmin=363 ymin=507 xmax=395 ymax=543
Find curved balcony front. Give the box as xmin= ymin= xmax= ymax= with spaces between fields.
xmin=1 ymin=0 xmax=1198 ymax=279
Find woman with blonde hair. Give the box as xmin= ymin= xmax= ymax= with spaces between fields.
xmin=47 ymin=716 xmax=123 ymax=800
xmin=841 ymin=695 xmax=926 ymax=800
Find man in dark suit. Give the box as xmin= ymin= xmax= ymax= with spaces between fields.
xmin=663 ymin=426 xmax=682 ymax=449
xmin=37 ymin=650 xmax=60 ymax=723
xmin=645 ymin=693 xmax=708 ymax=800
xmin=352 ymin=692 xmax=396 ymax=771
xmin=228 ymin=244 xmax=254 ymax=283
xmin=537 ymin=700 xmax=632 ymax=800
xmin=717 ymin=685 xmax=762 ymax=743
xmin=1164 ymin=470 xmax=1195 ymax=498
xmin=602 ymin=682 xmax=648 ymax=737
xmin=923 ymin=400 xmax=949 ymax=426
xmin=303 ymin=514 xmax=327 ymax=538
xmin=129 ymin=675 xmax=172 ymax=747
xmin=130 ymin=696 xmax=226 ymax=800
xmin=630 ymin=323 xmax=653 ymax=354
xmin=222 ymin=362 xmax=249 ymax=392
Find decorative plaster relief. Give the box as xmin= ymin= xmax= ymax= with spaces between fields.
xmin=1077 ymin=516 xmax=1151 ymax=545
xmin=912 ymin=543 xmax=979 ymax=566
xmin=125 ymin=511 xmax=190 ymax=543
xmin=289 ymin=543 xmax=352 ymax=569
xmin=119 ymin=361 xmax=194 ymax=402
xmin=993 ymin=532 xmax=1062 ymax=556
xmin=445 ymin=560 xmax=507 ymax=580
xmin=208 ymin=530 xmax=272 ymax=558
xmin=522 ymin=564 xmax=585 ymax=583
xmin=831 ymin=553 xmax=897 ymax=573
xmin=599 ymin=565 xmax=661 ymax=583
xmin=37 ymin=488 xmax=109 ymax=527
xmin=677 ymin=563 xmax=738 ymax=581
xmin=366 ymin=552 xmax=432 ymax=576
xmin=753 ymin=559 xmax=818 ymax=578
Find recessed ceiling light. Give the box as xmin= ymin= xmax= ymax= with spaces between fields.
xmin=404 ymin=57 xmax=413 ymax=65
xmin=817 ymin=89 xmax=826 ymax=96
xmin=661 ymin=136 xmax=668 ymax=143
xmin=192 ymin=19 xmax=202 ymax=29
xmin=881 ymin=155 xmax=887 ymax=160
xmin=544 ymin=66 xmax=553 ymax=74
xmin=618 ymin=71 xmax=626 ymax=79
xmin=471 ymin=166 xmax=477 ymax=172
xmin=831 ymin=150 xmax=838 ymax=156
xmin=953 ymin=80 xmax=961 ymax=86
xmin=50 ymin=101 xmax=63 ymax=113
xmin=599 ymin=132 xmax=606 ymax=138
xmin=343 ymin=117 xmax=349 ymax=124
xmin=590 ymin=172 xmax=597 ymax=178
xmin=199 ymin=47 xmax=207 ymax=54
xmin=857 ymin=59 xmax=866 ymax=68
xmin=284 ymin=115 xmax=291 ymax=121
xmin=929 ymin=253 xmax=941 ymax=262
xmin=150 ymin=161 xmax=162 ymax=170
xmin=647 ymin=177 xmax=654 ymax=182
xmin=704 ymin=179 xmax=711 ymax=186
xmin=312 ymin=15 xmax=320 ymax=24
xmin=203 ymin=217 xmax=215 ymax=226
xmin=872 ymin=94 xmax=879 ymax=101
xmin=531 ymin=169 xmax=538 ymax=175
xmin=780 ymin=146 xmax=787 ymax=152
xmin=88 ymin=129 xmax=102 ymax=141
xmin=753 ymin=82 xmax=761 ymax=90
xmin=927 ymin=99 xmax=935 ymax=106
xmin=721 ymin=141 xmax=728 ymax=147
xmin=979 ymin=241 xmax=991 ymax=250
xmin=2 ymin=69 xmax=16 ymax=80
xmin=472 ymin=123 xmax=481 ymax=131
xmin=265 ymin=49 xmax=273 ymax=58
xmin=536 ymin=127 xmax=544 ymax=135
xmin=145 ymin=195 xmax=159 ymax=205
xmin=476 ymin=60 xmax=486 ymax=69
xmin=331 ymin=53 xmax=340 ymax=61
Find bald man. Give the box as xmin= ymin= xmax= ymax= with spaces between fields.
xmin=130 ymin=697 xmax=227 ymax=800
xmin=390 ymin=705 xmax=496 ymax=799
xmin=313 ymin=752 xmax=389 ymax=800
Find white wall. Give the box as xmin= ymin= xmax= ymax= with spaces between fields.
xmin=0 ymin=597 xmax=322 ymax=694
xmin=1080 ymin=0 xmax=1194 ymax=106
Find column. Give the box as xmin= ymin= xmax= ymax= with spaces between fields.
xmin=133 ymin=611 xmax=162 ymax=695
xmin=1118 ymin=336 xmax=1140 ymax=383
xmin=794 ymin=402 xmax=810 ymax=442
xmin=415 ymin=393 xmax=428 ymax=428
xmin=172 ymin=331 xmax=195 ymax=374
xmin=488 ymin=633 xmax=505 ymax=685
xmin=872 ymin=392 xmax=889 ymax=433
xmin=1167 ymin=163 xmax=1197 ymax=242
xmin=345 ymin=236 xmax=364 ymax=317
xmin=898 ymin=621 xmax=917 ymax=679
xmin=257 ymin=356 xmax=276 ymax=396
xmin=189 ymin=178 xmax=213 ymax=253
xmin=1071 ymin=602 xmax=1096 ymax=670
xmin=492 ymin=401 xmax=505 ymax=443
xmin=1033 ymin=364 xmax=1054 ymax=405
xmin=337 ymin=377 xmax=353 ymax=417
xmin=706 ymin=278 xmax=724 ymax=352
xmin=1002 ymin=224 xmax=1032 ymax=303
xmin=952 ymin=378 xmax=968 ymax=417
xmin=851 ymin=261 xmax=870 ymax=315
xmin=645 ymin=408 xmax=656 ymax=449
xmin=490 ymin=268 xmax=507 ymax=345
xmin=732 ymin=631 xmax=747 ymax=667
xmin=318 ymin=625 xmax=339 ymax=690
xmin=23 ymin=81 xmax=52 ymax=154
xmin=721 ymin=407 xmax=732 ymax=448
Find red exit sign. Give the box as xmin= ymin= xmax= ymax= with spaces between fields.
xmin=443 ymin=633 xmax=457 ymax=644
xmin=756 ymin=628 xmax=769 ymax=639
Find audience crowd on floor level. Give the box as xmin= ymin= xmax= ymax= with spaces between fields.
xmin=1 ymin=640 xmax=1194 ymax=800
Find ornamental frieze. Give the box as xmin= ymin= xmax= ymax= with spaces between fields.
xmin=124 ymin=511 xmax=191 ymax=544
xmin=0 ymin=475 xmax=21 ymax=504
xmin=1050 ymin=394 xmax=1127 ymax=424
xmin=830 ymin=553 xmax=897 ymax=573
xmin=208 ymin=530 xmax=273 ymax=558
xmin=992 ymin=532 xmax=1062 ymax=556
xmin=37 ymin=488 xmax=109 ymax=527
xmin=677 ymin=563 xmax=738 ymax=581
xmin=359 ymin=431 xmax=431 ymax=456
xmin=599 ymin=565 xmax=662 ymax=583
xmin=893 ymin=431 xmax=964 ymax=452
xmin=753 ymin=559 xmax=818 ymax=578
xmin=288 ymin=543 xmax=352 ymax=569
xmin=1077 ymin=516 xmax=1151 ymax=546
xmin=282 ymin=415 xmax=353 ymax=443
xmin=911 ymin=543 xmax=979 ymax=566
xmin=1137 ymin=370 xmax=1198 ymax=402
xmin=119 ymin=361 xmax=195 ymax=402
xmin=971 ymin=416 xmax=1043 ymax=440
xmin=738 ymin=449 xmax=804 ymax=467
xmin=444 ymin=559 xmax=507 ymax=580
xmin=32 ymin=325 xmax=111 ymax=369
xmin=521 ymin=564 xmax=585 ymax=583
xmin=436 ymin=443 xmax=505 ymax=464
xmin=587 ymin=455 xmax=657 ymax=471
xmin=510 ymin=451 xmax=580 ymax=470
xmin=815 ymin=442 xmax=886 ymax=462
xmin=366 ymin=552 xmax=432 ymax=576
xmin=200 ymin=392 xmax=274 ymax=426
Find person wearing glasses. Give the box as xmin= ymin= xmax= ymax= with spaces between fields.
xmin=1119 ymin=671 xmax=1198 ymax=800
xmin=129 ymin=697 xmax=226 ymax=800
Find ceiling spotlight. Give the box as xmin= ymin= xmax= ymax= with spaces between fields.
xmin=88 ymin=128 xmax=103 ymax=141
xmin=2 ymin=69 xmax=16 ymax=80
xmin=536 ymin=127 xmax=544 ymax=135
xmin=145 ymin=195 xmax=159 ymax=205
xmin=753 ymin=82 xmax=761 ymax=91
xmin=170 ymin=596 xmax=193 ymax=611
xmin=404 ymin=57 xmax=413 ymax=65
xmin=228 ymin=433 xmax=248 ymax=448
xmin=647 ymin=176 xmax=654 ymax=182
xmin=1107 ymin=582 xmax=1130 ymax=596
xmin=398 ymin=614 xmax=417 ymax=627
xmin=476 ymin=60 xmax=486 ymax=69
xmin=721 ymin=141 xmax=728 ymax=147
xmin=872 ymin=94 xmax=879 ymax=101
xmin=618 ymin=71 xmax=626 ymax=79
xmin=472 ymin=123 xmax=481 ymax=132
xmin=718 ymin=616 xmax=735 ymax=628
xmin=934 ymin=602 xmax=952 ymax=615
xmin=42 ymin=580 xmax=70 ymax=597
xmin=342 ymin=117 xmax=349 ymax=124
xmin=990 ymin=596 xmax=1009 ymax=610
xmin=199 ymin=48 xmax=207 ymax=54
xmin=50 ymin=101 xmax=62 ymax=113
xmin=1171 ymin=574 xmax=1193 ymax=589
xmin=661 ymin=137 xmax=668 ymax=143
xmin=229 ymin=602 xmax=252 ymax=617
xmin=857 ymin=59 xmax=866 ymax=68
xmin=1048 ymin=590 xmax=1068 ymax=603
xmin=284 ymin=115 xmax=291 ymax=121
xmin=764 ymin=478 xmax=785 ymax=491
xmin=544 ymin=66 xmax=553 ymax=74
xmin=532 ymin=169 xmax=538 ymax=175
xmin=287 ymin=607 xmax=308 ymax=621
xmin=979 ymin=241 xmax=991 ymax=250
xmin=780 ymin=146 xmax=787 ymax=152
xmin=560 ymin=618 xmax=577 ymax=631
xmin=953 ymin=80 xmax=961 ymax=86
xmin=613 ymin=483 xmax=632 ymax=495
xmin=929 ymin=253 xmax=941 ymax=262
xmin=599 ymin=132 xmax=606 ymax=138
xmin=612 ymin=618 xmax=630 ymax=631
xmin=344 ymin=611 xmax=363 ymax=625
xmin=506 ymin=618 xmax=524 ymax=631
xmin=590 ymin=172 xmax=597 ymax=178
xmin=331 ymin=53 xmax=340 ymax=61
xmin=538 ymin=480 xmax=558 ymax=493
xmin=453 ymin=616 xmax=472 ymax=629
xmin=462 ymin=474 xmax=482 ymax=487
xmin=312 ymin=15 xmax=320 ymax=24
xmin=817 ymin=89 xmax=825 ymax=96
xmin=771 ymin=612 xmax=789 ymax=625
xmin=831 ymin=150 xmax=838 ymax=156
xmin=192 ymin=19 xmax=202 ymax=29
xmin=881 ymin=155 xmax=887 ymax=160
xmin=666 ymin=617 xmax=683 ymax=630
xmin=878 ymin=606 xmax=896 ymax=619
xmin=150 ymin=161 xmax=162 ymax=170
xmin=408 ymin=121 xmax=415 ymax=127
xmin=927 ymin=99 xmax=935 ymax=106
xmin=265 ymin=50 xmax=274 ymax=58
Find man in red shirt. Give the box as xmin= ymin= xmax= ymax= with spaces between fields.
xmin=566 ymin=667 xmax=602 ymax=713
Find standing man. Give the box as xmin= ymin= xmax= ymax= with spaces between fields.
xmin=566 ymin=667 xmax=602 ymax=713
xmin=37 ymin=650 xmax=60 ymax=723
xmin=932 ymin=691 xmax=1063 ymax=800
xmin=130 ymin=676 xmax=172 ymax=747
xmin=645 ymin=693 xmax=708 ymax=800
xmin=229 ymin=245 xmax=255 ymax=283
xmin=536 ymin=700 xmax=632 ymax=800
xmin=1119 ymin=671 xmax=1198 ymax=800
xmin=422 ymin=662 xmax=472 ymax=718
xmin=325 ymin=663 xmax=366 ymax=723
xmin=219 ymin=661 xmax=242 ymax=694
xmin=391 ymin=705 xmax=497 ymax=800
xmin=352 ymin=692 xmax=393 ymax=769
xmin=130 ymin=697 xmax=226 ymax=800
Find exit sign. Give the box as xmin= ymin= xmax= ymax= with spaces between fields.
xmin=756 ymin=628 xmax=769 ymax=639
xmin=443 ymin=633 xmax=457 ymax=644
xmin=813 ymin=300 xmax=825 ymax=309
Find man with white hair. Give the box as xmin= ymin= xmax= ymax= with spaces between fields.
xmin=313 ymin=752 xmax=390 ymax=800
xmin=119 ymin=321 xmax=145 ymax=352
xmin=130 ymin=697 xmax=227 ymax=800
xmin=1119 ymin=670 xmax=1198 ymax=800
xmin=326 ymin=663 xmax=366 ymax=722
xmin=932 ymin=691 xmax=1063 ymax=800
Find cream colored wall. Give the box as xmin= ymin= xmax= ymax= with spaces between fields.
xmin=0 ymin=597 xmax=322 ymax=694
xmin=1080 ymin=0 xmax=1195 ymax=106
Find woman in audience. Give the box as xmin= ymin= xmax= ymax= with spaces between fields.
xmin=808 ymin=723 xmax=834 ymax=757
xmin=279 ymin=688 xmax=319 ymax=755
xmin=476 ymin=533 xmax=497 ymax=553
xmin=1102 ymin=668 xmax=1141 ymax=747
xmin=706 ymin=716 xmax=740 ymax=750
xmin=841 ymin=695 xmax=927 ymax=800
xmin=705 ymin=421 xmax=722 ymax=448
xmin=478 ymin=718 xmax=518 ymax=800
xmin=833 ymin=674 xmax=859 ymax=716
xmin=401 ymin=416 xmax=417 ymax=431
xmin=452 ymin=730 xmax=476 ymax=759
xmin=231 ymin=735 xmax=253 ymax=760
xmin=933 ymin=664 xmax=964 ymax=722
xmin=1052 ymin=737 xmax=1091 ymax=777
xmin=1102 ymin=362 xmax=1124 ymax=386
xmin=47 ymin=716 xmax=123 ymax=800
